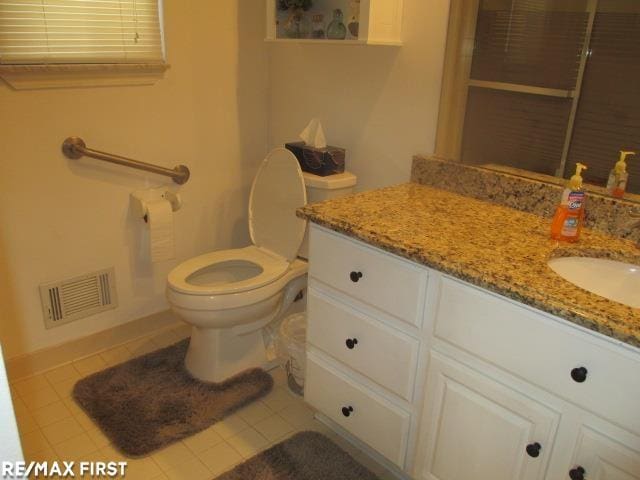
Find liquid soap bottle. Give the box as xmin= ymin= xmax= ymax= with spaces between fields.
xmin=551 ymin=163 xmax=587 ymax=242
xmin=606 ymin=150 xmax=635 ymax=198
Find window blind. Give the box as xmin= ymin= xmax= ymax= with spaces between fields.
xmin=471 ymin=0 xmax=589 ymax=90
xmin=565 ymin=6 xmax=640 ymax=194
xmin=0 ymin=0 xmax=164 ymax=64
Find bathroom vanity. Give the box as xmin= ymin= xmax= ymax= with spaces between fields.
xmin=298 ymin=182 xmax=640 ymax=480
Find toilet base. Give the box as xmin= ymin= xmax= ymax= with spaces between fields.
xmin=185 ymin=325 xmax=268 ymax=383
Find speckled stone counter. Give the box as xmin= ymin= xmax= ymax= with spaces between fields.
xmin=297 ymin=183 xmax=640 ymax=348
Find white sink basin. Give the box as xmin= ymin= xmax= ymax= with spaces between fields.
xmin=548 ymin=257 xmax=640 ymax=308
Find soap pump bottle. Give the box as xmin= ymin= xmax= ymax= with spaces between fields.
xmin=551 ymin=163 xmax=588 ymax=242
xmin=606 ymin=150 xmax=635 ymax=198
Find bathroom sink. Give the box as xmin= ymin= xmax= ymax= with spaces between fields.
xmin=547 ymin=257 xmax=640 ymax=308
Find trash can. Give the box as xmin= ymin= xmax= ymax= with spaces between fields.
xmin=278 ymin=312 xmax=306 ymax=396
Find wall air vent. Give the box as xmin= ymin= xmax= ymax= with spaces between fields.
xmin=39 ymin=268 xmax=118 ymax=329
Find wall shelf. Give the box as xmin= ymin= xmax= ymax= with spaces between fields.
xmin=265 ymin=0 xmax=403 ymax=46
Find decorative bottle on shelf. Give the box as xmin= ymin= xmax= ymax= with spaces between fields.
xmin=311 ymin=14 xmax=325 ymax=39
xmin=283 ymin=8 xmax=311 ymax=39
xmin=326 ymin=9 xmax=347 ymax=40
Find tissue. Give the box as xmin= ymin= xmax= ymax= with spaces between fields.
xmin=299 ymin=118 xmax=327 ymax=149
xmin=286 ymin=118 xmax=346 ymax=177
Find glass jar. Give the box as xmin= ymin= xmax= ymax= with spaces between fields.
xmin=311 ymin=14 xmax=325 ymax=39
xmin=283 ymin=8 xmax=311 ymax=39
xmin=326 ymin=9 xmax=347 ymax=40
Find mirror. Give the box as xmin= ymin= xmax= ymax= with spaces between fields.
xmin=436 ymin=0 xmax=640 ymax=202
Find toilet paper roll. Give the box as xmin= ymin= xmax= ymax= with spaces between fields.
xmin=146 ymin=199 xmax=175 ymax=262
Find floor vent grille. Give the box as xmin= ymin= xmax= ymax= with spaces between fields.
xmin=39 ymin=268 xmax=118 ymax=329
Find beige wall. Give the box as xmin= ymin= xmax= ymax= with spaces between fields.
xmin=0 ymin=1 xmax=269 ymax=359
xmin=268 ymin=0 xmax=451 ymax=190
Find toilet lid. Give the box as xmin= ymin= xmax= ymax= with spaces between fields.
xmin=249 ymin=148 xmax=307 ymax=262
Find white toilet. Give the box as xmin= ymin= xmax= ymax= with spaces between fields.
xmin=166 ymin=147 xmax=356 ymax=382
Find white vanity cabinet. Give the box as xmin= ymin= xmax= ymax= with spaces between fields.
xmin=416 ymin=277 xmax=640 ymax=480
xmin=304 ymin=225 xmax=640 ymax=479
xmin=304 ymin=225 xmax=429 ymax=471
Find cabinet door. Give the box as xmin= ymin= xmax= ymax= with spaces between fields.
xmin=564 ymin=424 xmax=640 ymax=480
xmin=418 ymin=352 xmax=559 ymax=480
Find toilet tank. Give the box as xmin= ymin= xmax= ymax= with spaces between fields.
xmin=298 ymin=171 xmax=357 ymax=260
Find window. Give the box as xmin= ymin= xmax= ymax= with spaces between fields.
xmin=0 ymin=0 xmax=166 ymax=88
xmin=437 ymin=0 xmax=640 ymax=194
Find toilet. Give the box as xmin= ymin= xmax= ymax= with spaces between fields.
xmin=166 ymin=147 xmax=356 ymax=382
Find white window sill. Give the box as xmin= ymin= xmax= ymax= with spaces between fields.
xmin=0 ymin=63 xmax=170 ymax=90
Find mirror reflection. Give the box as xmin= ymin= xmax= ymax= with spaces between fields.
xmin=437 ymin=0 xmax=640 ymax=200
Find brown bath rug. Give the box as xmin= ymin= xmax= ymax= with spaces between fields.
xmin=215 ymin=431 xmax=380 ymax=480
xmin=73 ymin=339 xmax=273 ymax=457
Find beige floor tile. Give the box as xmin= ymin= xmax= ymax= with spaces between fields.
xmin=269 ymin=367 xmax=287 ymax=387
xmin=151 ymin=441 xmax=198 ymax=471
xmin=171 ymin=324 xmax=191 ymax=340
xmin=237 ymin=401 xmax=272 ymax=425
xmin=31 ymin=400 xmax=73 ymax=427
xmin=182 ymin=426 xmax=224 ymax=454
xmin=73 ymin=355 xmax=107 ymax=375
xmin=122 ymin=457 xmax=163 ymax=480
xmin=13 ymin=375 xmax=51 ymax=397
xmin=74 ymin=411 xmax=97 ymax=431
xmin=162 ymin=457 xmax=210 ymax=480
xmin=253 ymin=415 xmax=294 ymax=442
xmin=196 ymin=441 xmax=242 ymax=476
xmin=41 ymin=417 xmax=85 ymax=445
xmin=44 ymin=364 xmax=80 ymax=384
xmin=20 ymin=430 xmax=51 ymax=456
xmin=275 ymin=401 xmax=315 ymax=428
xmin=226 ymin=427 xmax=269 ymax=458
xmin=210 ymin=413 xmax=249 ymax=439
xmin=21 ymin=384 xmax=60 ymax=410
xmin=16 ymin=411 xmax=40 ymax=435
xmin=58 ymin=401 xmax=86 ymax=424
xmin=261 ymin=386 xmax=298 ymax=412
xmin=95 ymin=445 xmax=126 ymax=462
xmin=24 ymin=444 xmax=58 ymax=463
xmin=50 ymin=377 xmax=78 ymax=399
xmin=52 ymin=433 xmax=98 ymax=460
xmin=85 ymin=426 xmax=111 ymax=449
xmin=124 ymin=337 xmax=159 ymax=358
xmin=99 ymin=346 xmax=130 ymax=367
xmin=150 ymin=329 xmax=181 ymax=348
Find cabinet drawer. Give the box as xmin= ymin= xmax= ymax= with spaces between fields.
xmin=434 ymin=276 xmax=640 ymax=435
xmin=307 ymin=286 xmax=419 ymax=401
xmin=309 ymin=225 xmax=427 ymax=326
xmin=305 ymin=352 xmax=411 ymax=468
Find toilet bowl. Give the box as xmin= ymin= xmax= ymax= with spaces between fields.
xmin=166 ymin=148 xmax=308 ymax=382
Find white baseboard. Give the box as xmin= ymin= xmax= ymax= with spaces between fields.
xmin=5 ymin=309 xmax=180 ymax=380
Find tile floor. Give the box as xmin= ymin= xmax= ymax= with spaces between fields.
xmin=9 ymin=325 xmax=394 ymax=479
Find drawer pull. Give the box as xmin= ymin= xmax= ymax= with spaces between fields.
xmin=341 ymin=406 xmax=354 ymax=417
xmin=345 ymin=338 xmax=359 ymax=349
xmin=569 ymin=466 xmax=585 ymax=480
xmin=570 ymin=367 xmax=588 ymax=383
xmin=349 ymin=271 xmax=363 ymax=283
xmin=525 ymin=442 xmax=541 ymax=458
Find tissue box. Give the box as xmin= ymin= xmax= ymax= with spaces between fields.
xmin=285 ymin=142 xmax=346 ymax=176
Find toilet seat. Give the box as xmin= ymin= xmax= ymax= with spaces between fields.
xmin=167 ymin=246 xmax=289 ymax=296
xmin=167 ymin=147 xmax=307 ymax=300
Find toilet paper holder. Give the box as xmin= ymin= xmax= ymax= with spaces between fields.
xmin=131 ymin=188 xmax=182 ymax=223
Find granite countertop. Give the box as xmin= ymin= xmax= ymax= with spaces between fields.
xmin=297 ymin=183 xmax=640 ymax=348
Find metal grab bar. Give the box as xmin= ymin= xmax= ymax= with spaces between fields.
xmin=62 ymin=137 xmax=190 ymax=185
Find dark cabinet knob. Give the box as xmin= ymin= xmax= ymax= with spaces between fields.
xmin=345 ymin=338 xmax=359 ymax=349
xmin=526 ymin=442 xmax=541 ymax=458
xmin=349 ymin=271 xmax=363 ymax=283
xmin=571 ymin=367 xmax=588 ymax=383
xmin=341 ymin=406 xmax=354 ymax=417
xmin=569 ymin=466 xmax=585 ymax=480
